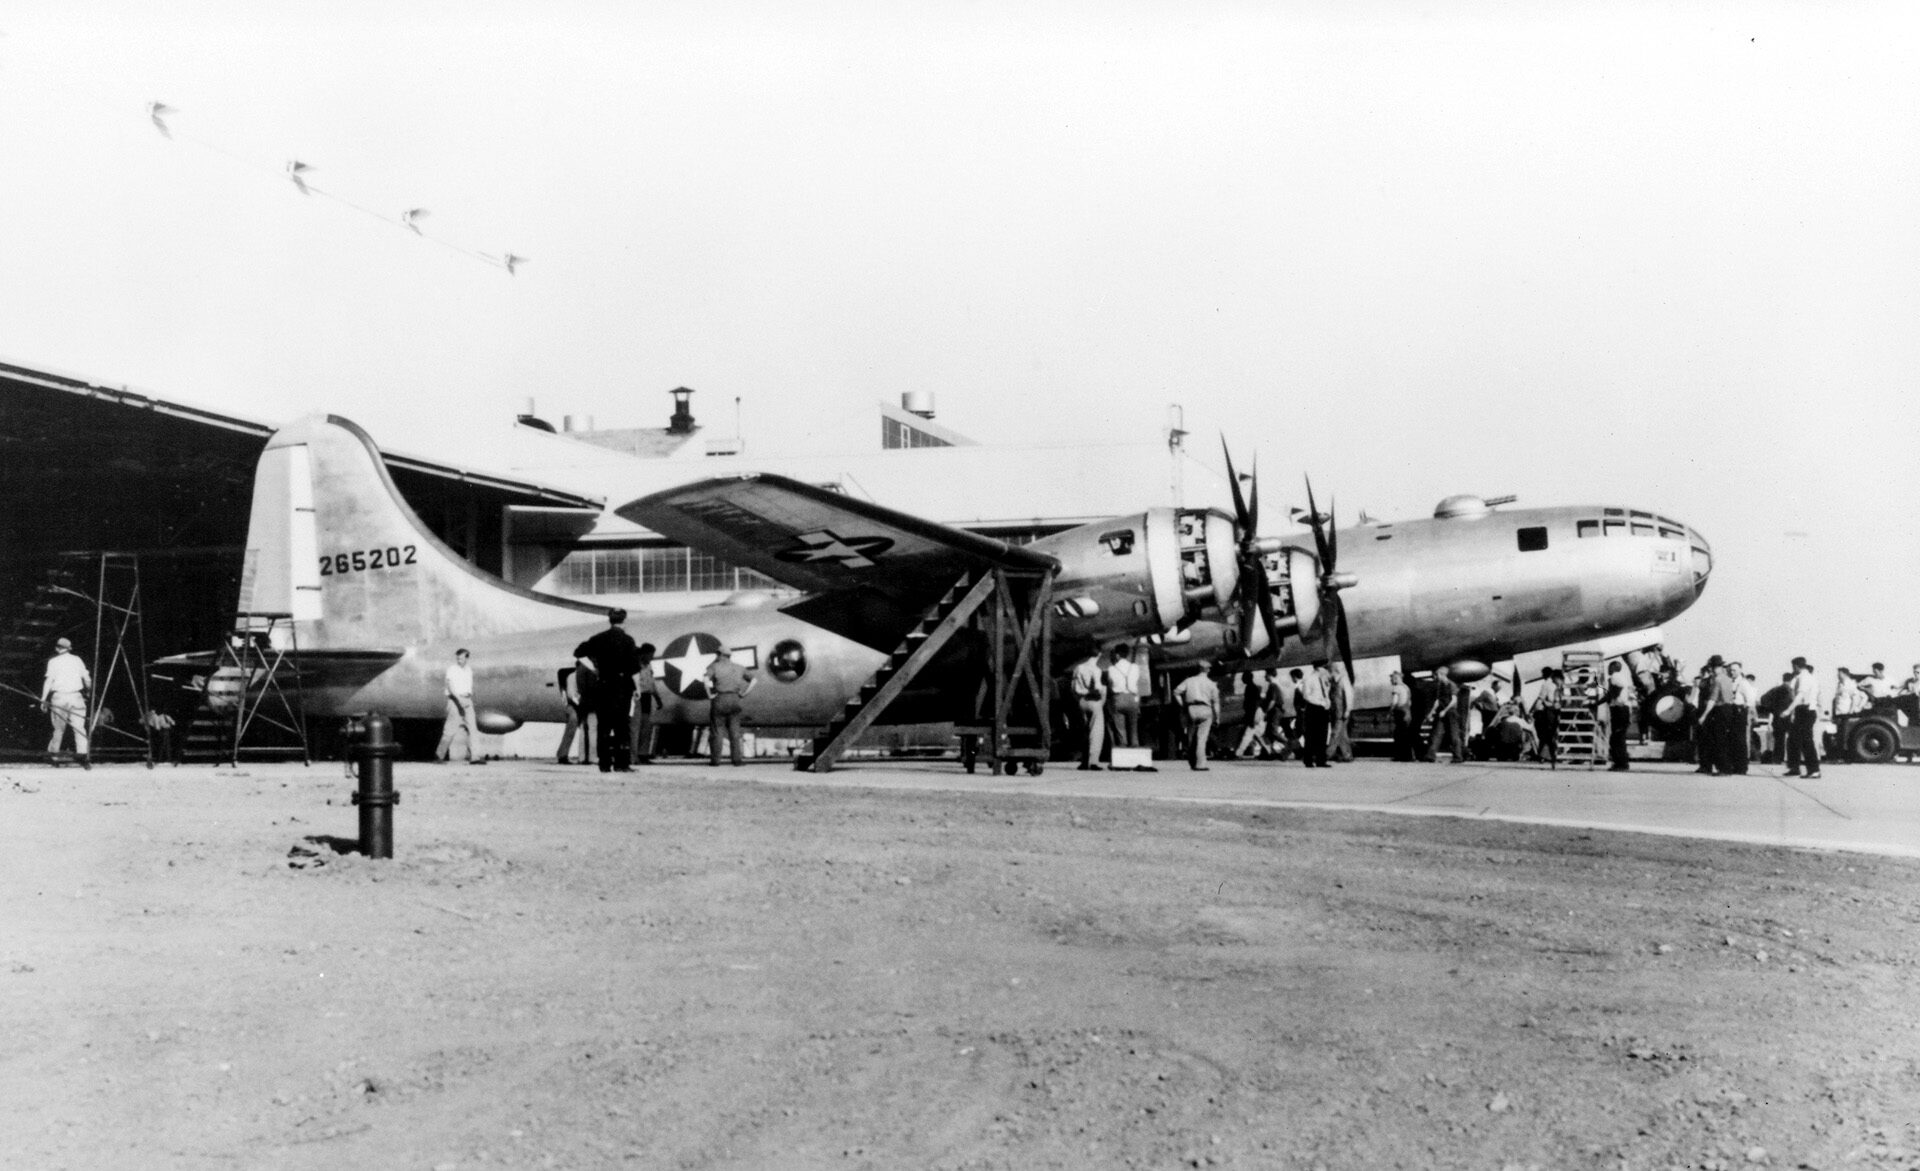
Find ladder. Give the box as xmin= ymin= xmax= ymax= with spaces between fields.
xmin=806 ymin=572 xmax=996 ymax=772
xmin=1554 ymin=651 xmax=1605 ymax=768
xmin=201 ymin=612 xmax=312 ymax=765
xmin=806 ymin=565 xmax=1055 ymax=773
xmin=0 ymin=553 xmax=153 ymax=765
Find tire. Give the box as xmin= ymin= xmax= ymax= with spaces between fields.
xmin=1849 ymin=720 xmax=1899 ymax=765
xmin=1003 ymin=759 xmax=1019 ymax=776
xmin=1024 ymin=761 xmax=1044 ymax=776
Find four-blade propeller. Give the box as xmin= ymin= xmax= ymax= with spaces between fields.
xmin=1217 ymin=439 xmax=1359 ymax=679
xmin=1220 ymin=439 xmax=1281 ymax=657
xmin=1301 ymin=475 xmax=1357 ymax=683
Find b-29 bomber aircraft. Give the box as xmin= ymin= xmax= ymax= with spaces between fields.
xmin=199 ymin=414 xmax=1710 ymax=751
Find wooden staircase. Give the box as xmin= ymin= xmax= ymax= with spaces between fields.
xmin=804 ymin=572 xmax=999 ymax=772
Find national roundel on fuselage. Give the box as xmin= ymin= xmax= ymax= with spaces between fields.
xmin=658 ymin=632 xmax=727 ymax=700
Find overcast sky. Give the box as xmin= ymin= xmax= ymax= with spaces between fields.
xmin=3 ymin=2 xmax=1914 ymax=679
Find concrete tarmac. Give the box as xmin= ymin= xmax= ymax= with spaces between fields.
xmin=23 ymin=750 xmax=1919 ymax=859
xmin=678 ymin=750 xmax=1920 ymax=860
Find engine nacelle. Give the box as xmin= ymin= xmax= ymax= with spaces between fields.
xmin=1037 ymin=507 xmax=1243 ymax=647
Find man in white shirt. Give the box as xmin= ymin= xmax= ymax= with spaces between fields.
xmin=1296 ymin=661 xmax=1332 ymax=768
xmin=1784 ymin=657 xmax=1822 ymax=778
xmin=1069 ymin=649 xmax=1106 ymax=770
xmin=1172 ymin=663 xmax=1221 ymax=771
xmin=40 ymin=636 xmax=91 ymax=758
xmin=436 ymin=648 xmax=481 ymax=763
xmin=1103 ymin=643 xmax=1142 ymax=749
xmin=1858 ymin=663 xmax=1894 ymax=702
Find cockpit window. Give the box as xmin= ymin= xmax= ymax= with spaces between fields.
xmin=1517 ymin=526 xmax=1548 ymax=552
xmin=1100 ymin=529 xmax=1135 ymax=555
xmin=1577 ymin=520 xmax=1599 ymax=538
xmin=1657 ymin=525 xmax=1684 ymax=540
xmin=1603 ymin=519 xmax=1626 ymax=536
xmin=1631 ymin=521 xmax=1653 ymax=536
xmin=1603 ymin=508 xmax=1624 ymax=517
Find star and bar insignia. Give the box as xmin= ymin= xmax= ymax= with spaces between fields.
xmin=773 ymin=529 xmax=894 ymax=569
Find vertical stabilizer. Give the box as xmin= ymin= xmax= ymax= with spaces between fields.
xmin=240 ymin=414 xmax=605 ymax=650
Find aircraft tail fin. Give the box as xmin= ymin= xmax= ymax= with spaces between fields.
xmin=238 ymin=414 xmax=605 ymax=650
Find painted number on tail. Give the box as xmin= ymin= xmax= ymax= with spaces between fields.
xmin=319 ymin=545 xmax=418 ymax=576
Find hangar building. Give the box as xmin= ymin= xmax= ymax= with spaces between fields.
xmin=0 ymin=358 xmax=1227 ymax=759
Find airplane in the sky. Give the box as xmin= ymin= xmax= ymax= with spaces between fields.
xmin=183 ymin=413 xmax=1710 ymax=758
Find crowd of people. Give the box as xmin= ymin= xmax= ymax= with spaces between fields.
xmin=1071 ymin=648 xmax=1920 ymax=775
xmin=435 ymin=608 xmax=758 ymax=770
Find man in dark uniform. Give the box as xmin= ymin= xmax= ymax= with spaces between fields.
xmin=574 ymin=609 xmax=640 ymax=772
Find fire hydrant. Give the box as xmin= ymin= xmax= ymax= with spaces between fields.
xmin=349 ymin=713 xmax=401 ymax=858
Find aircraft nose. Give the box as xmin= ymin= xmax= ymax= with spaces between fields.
xmin=1687 ymin=526 xmax=1713 ymax=596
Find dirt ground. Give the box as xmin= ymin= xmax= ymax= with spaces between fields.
xmin=5 ymin=759 xmax=1920 ymax=1171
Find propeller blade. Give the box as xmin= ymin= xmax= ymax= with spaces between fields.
xmin=1247 ymin=454 xmax=1259 ymax=537
xmin=1255 ymin=583 xmax=1280 ymax=656
xmin=1326 ymin=498 xmax=1339 ymax=572
xmin=1221 ymin=437 xmax=1248 ymax=528
xmin=1303 ymin=476 xmax=1328 ymax=565
xmin=1333 ymin=595 xmax=1356 ymax=684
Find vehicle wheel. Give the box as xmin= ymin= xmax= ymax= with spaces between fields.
xmin=1003 ymin=759 xmax=1019 ymax=776
xmin=1024 ymin=761 xmax=1044 ymax=776
xmin=1849 ymin=721 xmax=1899 ymax=765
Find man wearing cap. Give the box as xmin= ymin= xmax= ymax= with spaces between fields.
xmin=40 ymin=636 xmax=91 ymax=759
xmin=1172 ymin=663 xmax=1221 ymax=771
xmin=703 ymin=649 xmax=756 ymax=766
xmin=574 ymin=608 xmax=640 ymax=772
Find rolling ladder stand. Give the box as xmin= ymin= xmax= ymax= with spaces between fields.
xmin=0 ymin=552 xmax=153 ymax=766
xmin=803 ymin=565 xmax=1056 ymax=774
xmin=1553 ymin=650 xmax=1606 ymax=769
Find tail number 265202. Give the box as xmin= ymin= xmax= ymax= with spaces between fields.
xmin=319 ymin=545 xmax=417 ymax=576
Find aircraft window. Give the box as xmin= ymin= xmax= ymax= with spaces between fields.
xmin=1100 ymin=529 xmax=1135 ymax=555
xmin=769 ymin=639 xmax=807 ymax=682
xmin=1577 ymin=520 xmax=1599 ymax=538
xmin=1631 ymin=522 xmax=1653 ymax=536
xmin=1374 ymin=533 xmax=1393 ymax=541
xmin=1603 ymin=520 xmax=1625 ymax=536
xmin=1656 ymin=515 xmax=1678 ymax=527
xmin=1630 ymin=510 xmax=1652 ymax=520
xmin=1658 ymin=526 xmax=1684 ymax=540
xmin=1603 ymin=508 xmax=1624 ymax=517
xmin=1517 ymin=526 xmax=1548 ymax=552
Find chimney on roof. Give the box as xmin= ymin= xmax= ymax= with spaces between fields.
xmin=668 ymin=387 xmax=699 ymax=435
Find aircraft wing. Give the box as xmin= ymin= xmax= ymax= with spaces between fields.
xmin=617 ymin=474 xmax=1057 ymax=598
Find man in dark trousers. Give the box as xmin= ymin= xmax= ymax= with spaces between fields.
xmin=1605 ymin=660 xmax=1634 ymax=771
xmin=574 ymin=609 xmax=640 ymax=772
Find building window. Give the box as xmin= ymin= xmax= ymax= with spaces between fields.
xmin=687 ymin=550 xmax=732 ymax=592
xmin=1517 ymin=526 xmax=1548 ymax=552
xmin=882 ymin=417 xmax=953 ymax=449
xmin=639 ymin=548 xmax=688 ymax=592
